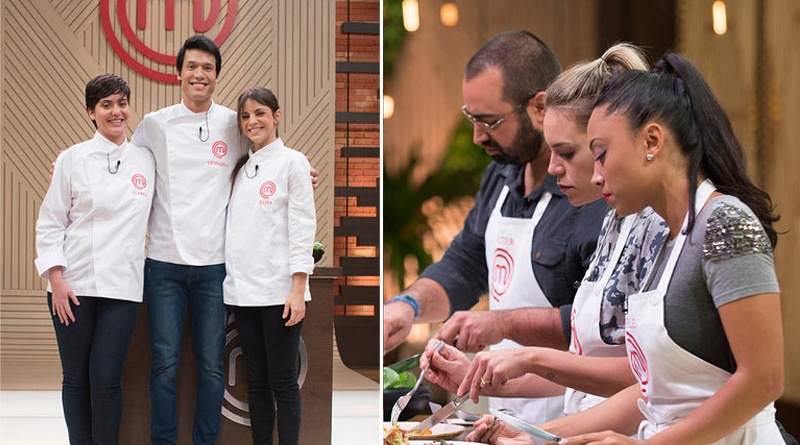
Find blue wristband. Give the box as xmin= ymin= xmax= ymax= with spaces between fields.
xmin=387 ymin=295 xmax=419 ymax=321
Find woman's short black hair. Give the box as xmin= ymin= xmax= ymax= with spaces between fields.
xmin=85 ymin=74 xmax=130 ymax=112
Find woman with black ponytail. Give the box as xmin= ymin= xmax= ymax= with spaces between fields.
xmin=541 ymin=53 xmax=786 ymax=444
xmin=461 ymin=52 xmax=793 ymax=445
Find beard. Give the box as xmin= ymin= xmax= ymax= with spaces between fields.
xmin=482 ymin=110 xmax=545 ymax=165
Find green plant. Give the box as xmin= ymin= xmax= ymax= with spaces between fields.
xmin=383 ymin=119 xmax=490 ymax=286
xmin=383 ymin=0 xmax=406 ymax=80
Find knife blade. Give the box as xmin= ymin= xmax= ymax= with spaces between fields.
xmin=407 ymin=394 xmax=469 ymax=434
xmin=489 ymin=408 xmax=563 ymax=443
xmin=387 ymin=353 xmax=421 ymax=373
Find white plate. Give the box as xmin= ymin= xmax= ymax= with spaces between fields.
xmin=383 ymin=421 xmax=465 ymax=440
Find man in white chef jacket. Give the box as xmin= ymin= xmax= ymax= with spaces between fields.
xmin=129 ymin=35 xmax=240 ymax=445
xmin=384 ymin=31 xmax=608 ymax=424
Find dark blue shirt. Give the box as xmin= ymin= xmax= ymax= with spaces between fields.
xmin=419 ymin=162 xmax=608 ymax=341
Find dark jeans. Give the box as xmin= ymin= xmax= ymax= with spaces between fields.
xmin=234 ymin=305 xmax=304 ymax=445
xmin=48 ymin=293 xmax=139 ymax=445
xmin=144 ymin=259 xmax=227 ymax=445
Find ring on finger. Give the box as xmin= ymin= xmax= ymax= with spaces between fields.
xmin=480 ymin=377 xmax=489 ymax=386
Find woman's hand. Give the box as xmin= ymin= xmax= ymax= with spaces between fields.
xmin=459 ymin=348 xmax=534 ymax=401
xmin=283 ymin=290 xmax=306 ymax=326
xmin=465 ymin=414 xmax=532 ymax=444
xmin=419 ymin=339 xmax=471 ymax=394
xmin=49 ymin=267 xmax=78 ymax=325
xmin=283 ymin=273 xmax=308 ymax=326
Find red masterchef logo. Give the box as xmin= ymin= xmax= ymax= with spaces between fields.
xmin=490 ymin=248 xmax=514 ymax=302
xmin=131 ymin=173 xmax=147 ymax=190
xmin=569 ymin=306 xmax=582 ymax=355
xmin=212 ymin=141 xmax=228 ymax=159
xmin=260 ymin=181 xmax=276 ymax=199
xmin=100 ymin=0 xmax=238 ymax=83
xmin=626 ymin=330 xmax=649 ymax=394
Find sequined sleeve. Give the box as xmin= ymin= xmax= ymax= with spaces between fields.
xmin=703 ymin=202 xmax=772 ymax=260
xmin=702 ymin=199 xmax=779 ymax=308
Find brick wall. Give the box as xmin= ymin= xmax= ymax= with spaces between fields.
xmin=333 ymin=0 xmax=380 ymax=368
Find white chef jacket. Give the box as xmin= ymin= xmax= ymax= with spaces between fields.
xmin=132 ymin=101 xmax=244 ymax=266
xmin=223 ymin=138 xmax=316 ymax=307
xmin=35 ymin=132 xmax=155 ymax=302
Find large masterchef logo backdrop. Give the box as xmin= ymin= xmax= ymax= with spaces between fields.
xmin=100 ymin=0 xmax=237 ymax=83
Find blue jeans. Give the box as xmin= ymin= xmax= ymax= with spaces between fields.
xmin=48 ymin=293 xmax=139 ymax=445
xmin=144 ymin=259 xmax=227 ymax=445
xmin=234 ymin=305 xmax=304 ymax=445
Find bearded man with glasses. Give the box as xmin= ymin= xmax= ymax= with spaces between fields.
xmin=383 ymin=30 xmax=609 ymax=425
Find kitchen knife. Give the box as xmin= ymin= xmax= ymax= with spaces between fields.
xmin=490 ymin=408 xmax=563 ymax=443
xmin=407 ymin=394 xmax=469 ymax=434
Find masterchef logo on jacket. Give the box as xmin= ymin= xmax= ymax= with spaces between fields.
xmin=131 ymin=173 xmax=149 ymax=197
xmin=259 ymin=180 xmax=277 ymax=205
xmin=207 ymin=141 xmax=230 ymax=167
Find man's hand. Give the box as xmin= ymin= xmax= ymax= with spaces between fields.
xmin=437 ymin=310 xmax=504 ymax=352
xmin=307 ymin=156 xmax=320 ymax=190
xmin=418 ymin=339 xmax=471 ymax=394
xmin=383 ymin=300 xmax=415 ymax=354
xmin=49 ymin=150 xmax=64 ymax=183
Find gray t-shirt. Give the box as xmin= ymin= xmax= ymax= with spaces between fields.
xmin=644 ymin=195 xmax=778 ymax=373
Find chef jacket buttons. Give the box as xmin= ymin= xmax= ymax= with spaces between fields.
xmin=534 ymin=252 xmax=542 ymax=260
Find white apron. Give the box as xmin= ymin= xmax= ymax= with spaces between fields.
xmin=485 ymin=186 xmax=563 ymax=424
xmin=626 ymin=181 xmax=782 ymax=443
xmin=563 ymin=214 xmax=635 ymax=415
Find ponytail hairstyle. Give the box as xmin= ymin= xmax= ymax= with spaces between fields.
xmin=546 ymin=43 xmax=649 ymax=128
xmin=594 ymin=53 xmax=778 ymax=246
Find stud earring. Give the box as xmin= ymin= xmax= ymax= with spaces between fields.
xmin=646 ymin=153 xmax=654 ymax=161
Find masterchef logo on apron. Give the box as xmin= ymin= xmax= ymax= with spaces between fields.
xmin=626 ymin=330 xmax=649 ymax=393
xmin=485 ymin=186 xmax=563 ymax=424
xmin=490 ymin=247 xmax=514 ymax=301
xmin=569 ymin=306 xmax=582 ymax=355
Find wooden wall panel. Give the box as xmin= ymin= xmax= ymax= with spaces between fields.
xmin=763 ymin=0 xmax=800 ymax=403
xmin=677 ymin=0 xmax=759 ymax=177
xmin=1 ymin=0 xmax=336 ymax=386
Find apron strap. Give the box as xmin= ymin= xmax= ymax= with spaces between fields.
xmin=595 ymin=213 xmax=636 ymax=286
xmin=653 ymin=180 xmax=716 ymax=293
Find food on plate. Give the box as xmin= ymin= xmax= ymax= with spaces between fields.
xmin=383 ymin=425 xmax=409 ymax=445
xmin=383 ymin=424 xmax=435 ymax=444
